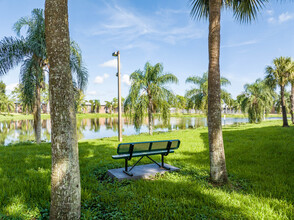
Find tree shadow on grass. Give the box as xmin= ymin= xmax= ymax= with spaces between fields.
xmin=197 ymin=125 xmax=294 ymax=204
xmin=0 ymin=141 xmax=123 ymax=219
xmin=1 ymin=124 xmax=293 ymax=219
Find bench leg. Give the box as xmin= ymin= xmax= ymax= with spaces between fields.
xmin=123 ymin=159 xmax=133 ymax=176
xmin=161 ymin=154 xmax=170 ymax=170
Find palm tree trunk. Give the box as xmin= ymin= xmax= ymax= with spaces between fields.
xmin=33 ymin=85 xmax=42 ymax=144
xmin=290 ymin=83 xmax=294 ymax=124
xmin=280 ymin=85 xmax=289 ymax=127
xmin=148 ymin=98 xmax=153 ymax=135
xmin=45 ymin=0 xmax=81 ymax=219
xmin=207 ymin=0 xmax=228 ymax=184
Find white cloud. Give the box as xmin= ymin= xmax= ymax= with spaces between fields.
xmin=94 ymin=73 xmax=110 ymax=84
xmin=278 ymin=12 xmax=294 ymax=23
xmin=221 ymin=40 xmax=257 ymax=48
xmin=122 ymin=74 xmax=131 ymax=86
xmin=6 ymin=83 xmax=18 ymax=91
xmin=266 ymin=10 xmax=274 ymax=16
xmin=155 ymin=8 xmax=189 ymax=15
xmin=87 ymin=91 xmax=97 ymax=95
xmin=85 ymin=3 xmax=204 ymax=47
xmin=100 ymin=59 xmax=117 ymax=68
xmin=94 ymin=76 xmax=104 ymax=84
xmin=269 ymin=12 xmax=294 ymax=24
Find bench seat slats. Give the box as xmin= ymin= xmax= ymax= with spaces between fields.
xmin=112 ymin=149 xmax=175 ymax=159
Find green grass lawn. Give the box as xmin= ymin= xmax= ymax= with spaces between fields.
xmin=0 ymin=120 xmax=293 ymax=219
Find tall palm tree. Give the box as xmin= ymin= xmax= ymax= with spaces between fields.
xmin=190 ymin=0 xmax=266 ymax=183
xmin=45 ymin=0 xmax=81 ymax=218
xmin=274 ymin=91 xmax=291 ymax=115
xmin=0 ymin=9 xmax=88 ymax=144
xmin=265 ymin=57 xmax=292 ymax=127
xmin=185 ymin=72 xmax=230 ymax=112
xmin=240 ymin=79 xmax=276 ymax=123
xmin=124 ymin=62 xmax=178 ymax=135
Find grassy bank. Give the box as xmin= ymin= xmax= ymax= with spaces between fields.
xmin=0 ymin=113 xmax=50 ymax=121
xmin=0 ymin=112 xmax=287 ymax=122
xmin=169 ymin=113 xmax=248 ymax=118
xmin=0 ymin=121 xmax=293 ymax=219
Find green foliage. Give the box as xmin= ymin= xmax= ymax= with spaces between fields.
xmin=0 ymin=121 xmax=293 ymax=219
xmin=0 ymin=8 xmax=88 ymax=111
xmin=275 ymin=91 xmax=291 ymax=114
xmin=124 ymin=62 xmax=178 ymax=132
xmin=189 ymin=0 xmax=267 ymax=23
xmin=112 ymin=97 xmax=118 ymax=112
xmin=41 ymin=83 xmax=49 ymax=105
xmin=105 ymin=101 xmax=113 ymax=114
xmin=239 ymin=79 xmax=276 ymax=123
xmin=185 ymin=72 xmax=231 ymax=113
xmin=265 ymin=56 xmax=293 ymax=89
xmin=0 ymin=81 xmax=14 ymax=113
xmin=175 ymin=95 xmax=187 ymax=111
xmin=74 ymin=89 xmax=86 ymax=113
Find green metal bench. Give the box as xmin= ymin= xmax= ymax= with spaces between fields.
xmin=112 ymin=139 xmax=180 ymax=176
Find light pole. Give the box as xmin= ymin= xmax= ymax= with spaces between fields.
xmin=112 ymin=51 xmax=122 ymax=142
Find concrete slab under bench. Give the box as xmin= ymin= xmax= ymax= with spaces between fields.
xmin=107 ymin=163 xmax=180 ymax=181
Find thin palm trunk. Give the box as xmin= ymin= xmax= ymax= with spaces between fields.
xmin=290 ymin=83 xmax=294 ymax=124
xmin=45 ymin=0 xmax=81 ymax=219
xmin=280 ymin=85 xmax=289 ymax=127
xmin=148 ymin=98 xmax=153 ymax=135
xmin=33 ymin=84 xmax=41 ymax=144
xmin=207 ymin=0 xmax=228 ymax=184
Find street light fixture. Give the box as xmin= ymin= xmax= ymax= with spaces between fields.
xmin=112 ymin=51 xmax=122 ymax=142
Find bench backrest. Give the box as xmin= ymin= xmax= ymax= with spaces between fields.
xmin=117 ymin=139 xmax=180 ymax=155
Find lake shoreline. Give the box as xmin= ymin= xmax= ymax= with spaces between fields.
xmin=0 ymin=112 xmax=288 ymax=122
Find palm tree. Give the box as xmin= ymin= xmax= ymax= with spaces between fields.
xmin=105 ymin=101 xmax=113 ymax=114
xmin=274 ymin=91 xmax=291 ymax=115
xmin=0 ymin=9 xmax=88 ymax=144
xmin=94 ymin=99 xmax=101 ymax=113
xmin=288 ymin=61 xmax=294 ymax=124
xmin=240 ymin=79 xmax=276 ymax=123
xmin=265 ymin=57 xmax=292 ymax=127
xmin=190 ymin=0 xmax=266 ymax=183
xmin=112 ymin=97 xmax=118 ymax=113
xmin=185 ymin=72 xmax=230 ymax=113
xmin=89 ymin=100 xmax=94 ymax=113
xmin=45 ymin=0 xmax=81 ymax=218
xmin=124 ymin=62 xmax=178 ymax=135
xmin=176 ymin=95 xmax=187 ymax=113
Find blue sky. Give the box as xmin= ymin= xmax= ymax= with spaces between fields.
xmin=0 ymin=0 xmax=294 ymax=104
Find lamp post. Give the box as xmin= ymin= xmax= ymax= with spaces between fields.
xmin=112 ymin=51 xmax=122 ymax=142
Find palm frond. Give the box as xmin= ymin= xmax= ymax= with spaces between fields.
xmin=231 ymin=0 xmax=267 ymax=23
xmin=70 ymin=41 xmax=88 ymax=91
xmin=20 ymin=58 xmax=39 ymax=110
xmin=0 ymin=37 xmax=30 ymax=75
xmin=189 ymin=0 xmax=210 ymax=20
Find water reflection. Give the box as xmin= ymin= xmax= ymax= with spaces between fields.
xmin=0 ymin=117 xmax=281 ymax=145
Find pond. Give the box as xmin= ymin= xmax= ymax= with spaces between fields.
xmin=0 ymin=116 xmax=282 ymax=145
